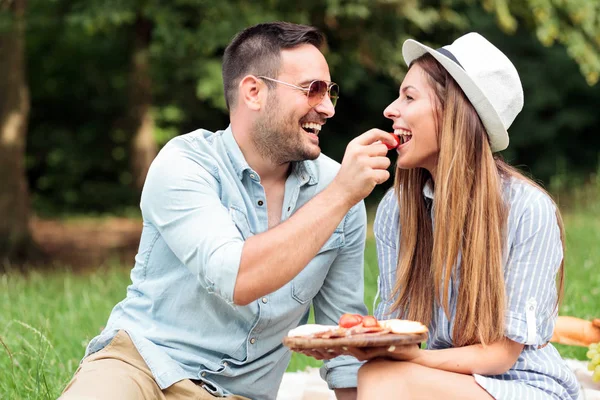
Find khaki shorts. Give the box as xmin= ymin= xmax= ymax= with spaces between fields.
xmin=60 ymin=330 xmax=250 ymax=400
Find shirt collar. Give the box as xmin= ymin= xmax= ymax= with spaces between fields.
xmin=293 ymin=159 xmax=319 ymax=186
xmin=223 ymin=125 xmax=319 ymax=185
xmin=423 ymin=179 xmax=434 ymax=199
xmin=223 ymin=126 xmax=252 ymax=180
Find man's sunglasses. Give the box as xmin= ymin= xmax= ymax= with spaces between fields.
xmin=257 ymin=76 xmax=339 ymax=108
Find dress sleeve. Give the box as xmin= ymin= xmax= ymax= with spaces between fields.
xmin=503 ymin=187 xmax=563 ymax=347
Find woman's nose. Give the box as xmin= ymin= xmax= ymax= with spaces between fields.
xmin=383 ymin=99 xmax=400 ymax=119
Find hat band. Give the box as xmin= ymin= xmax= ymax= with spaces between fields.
xmin=436 ymin=48 xmax=464 ymax=69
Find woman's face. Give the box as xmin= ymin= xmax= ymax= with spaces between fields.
xmin=384 ymin=64 xmax=440 ymax=175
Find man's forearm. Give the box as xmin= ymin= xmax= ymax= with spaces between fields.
xmin=233 ymin=182 xmax=354 ymax=305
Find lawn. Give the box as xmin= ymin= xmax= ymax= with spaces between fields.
xmin=1 ymin=207 xmax=599 ymax=399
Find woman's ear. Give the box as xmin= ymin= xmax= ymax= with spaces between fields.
xmin=238 ymin=75 xmax=264 ymax=111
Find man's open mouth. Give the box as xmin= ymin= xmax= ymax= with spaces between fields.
xmin=302 ymin=122 xmax=322 ymax=135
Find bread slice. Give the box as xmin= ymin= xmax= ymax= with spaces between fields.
xmin=379 ymin=319 xmax=428 ymax=334
xmin=287 ymin=324 xmax=337 ymax=337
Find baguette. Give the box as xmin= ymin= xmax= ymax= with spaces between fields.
xmin=550 ymin=316 xmax=600 ymax=347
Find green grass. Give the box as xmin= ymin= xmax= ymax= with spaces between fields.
xmin=1 ymin=208 xmax=599 ymax=399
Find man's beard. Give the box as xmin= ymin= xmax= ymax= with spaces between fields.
xmin=251 ymin=96 xmax=320 ymax=165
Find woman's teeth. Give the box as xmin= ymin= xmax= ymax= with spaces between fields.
xmin=394 ymin=129 xmax=412 ymax=144
xmin=302 ymin=122 xmax=322 ymax=134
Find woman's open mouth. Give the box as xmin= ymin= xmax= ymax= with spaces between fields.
xmin=395 ymin=129 xmax=412 ymax=145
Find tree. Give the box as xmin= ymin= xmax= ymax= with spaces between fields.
xmin=482 ymin=0 xmax=600 ymax=85
xmin=128 ymin=11 xmax=155 ymax=192
xmin=0 ymin=0 xmax=38 ymax=266
xmin=17 ymin=0 xmax=600 ymax=217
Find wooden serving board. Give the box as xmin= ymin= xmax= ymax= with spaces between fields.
xmin=283 ymin=332 xmax=428 ymax=349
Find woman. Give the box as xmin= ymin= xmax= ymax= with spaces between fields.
xmin=358 ymin=33 xmax=581 ymax=399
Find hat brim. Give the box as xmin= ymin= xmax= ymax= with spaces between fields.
xmin=402 ymin=39 xmax=509 ymax=152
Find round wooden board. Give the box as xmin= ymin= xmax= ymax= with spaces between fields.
xmin=283 ymin=332 xmax=428 ymax=349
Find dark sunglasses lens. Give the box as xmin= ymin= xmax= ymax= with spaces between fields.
xmin=330 ymin=84 xmax=339 ymax=107
xmin=308 ymin=80 xmax=328 ymax=106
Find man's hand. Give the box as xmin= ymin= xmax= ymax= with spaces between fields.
xmin=331 ymin=129 xmax=396 ymax=207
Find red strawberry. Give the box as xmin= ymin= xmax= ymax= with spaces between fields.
xmin=385 ymin=134 xmax=400 ymax=150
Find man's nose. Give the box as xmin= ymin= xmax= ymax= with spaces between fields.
xmin=314 ymin=94 xmax=335 ymax=118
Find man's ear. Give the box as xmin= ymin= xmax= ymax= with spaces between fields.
xmin=239 ymin=75 xmax=265 ymax=111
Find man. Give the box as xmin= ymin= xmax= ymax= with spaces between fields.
xmin=61 ymin=21 xmax=396 ymax=400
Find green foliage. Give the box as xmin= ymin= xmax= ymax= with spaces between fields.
xmin=482 ymin=0 xmax=600 ymax=85
xmin=18 ymin=0 xmax=600 ymax=214
xmin=0 ymin=264 xmax=132 ymax=398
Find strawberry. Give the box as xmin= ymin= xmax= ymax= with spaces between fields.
xmin=385 ymin=134 xmax=400 ymax=150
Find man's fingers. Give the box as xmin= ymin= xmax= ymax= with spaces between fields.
xmin=353 ymin=129 xmax=397 ymax=148
xmin=373 ymin=170 xmax=391 ymax=185
xmin=366 ymin=142 xmax=392 ymax=157
xmin=368 ymin=156 xmax=392 ymax=171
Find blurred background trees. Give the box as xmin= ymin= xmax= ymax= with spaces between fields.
xmin=1 ymin=0 xmax=599 ymax=264
xmin=0 ymin=0 xmax=38 ymax=263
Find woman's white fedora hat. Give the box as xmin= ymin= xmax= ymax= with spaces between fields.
xmin=402 ymin=32 xmax=523 ymax=152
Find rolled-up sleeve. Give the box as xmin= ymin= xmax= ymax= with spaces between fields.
xmin=315 ymin=201 xmax=369 ymax=389
xmin=140 ymin=142 xmax=243 ymax=305
xmin=504 ymin=189 xmax=563 ymax=347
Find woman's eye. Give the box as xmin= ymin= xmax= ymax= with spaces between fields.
xmin=406 ymin=95 xmax=414 ymax=101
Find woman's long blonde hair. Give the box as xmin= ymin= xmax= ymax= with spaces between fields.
xmin=391 ymin=53 xmax=565 ymax=347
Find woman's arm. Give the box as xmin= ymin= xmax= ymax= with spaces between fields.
xmin=349 ymin=337 xmax=523 ymax=376
xmin=412 ymin=337 xmax=524 ymax=375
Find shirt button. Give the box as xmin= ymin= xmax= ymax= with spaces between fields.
xmin=262 ymin=297 xmax=268 ymax=304
xmin=250 ymin=338 xmax=256 ymax=344
xmin=223 ymin=361 xmax=228 ymax=367
xmin=201 ymin=372 xmax=206 ymax=377
xmin=257 ymin=200 xmax=264 ymax=206
xmin=250 ymin=173 xmax=256 ymax=179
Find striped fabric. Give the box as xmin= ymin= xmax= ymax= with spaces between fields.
xmin=373 ymin=177 xmax=581 ymax=399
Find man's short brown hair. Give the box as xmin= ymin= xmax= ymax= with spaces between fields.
xmin=222 ymin=21 xmax=325 ymax=110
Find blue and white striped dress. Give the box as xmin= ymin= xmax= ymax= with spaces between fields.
xmin=373 ymin=177 xmax=581 ymax=399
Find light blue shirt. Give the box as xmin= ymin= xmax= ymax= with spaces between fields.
xmin=374 ymin=178 xmax=581 ymax=399
xmin=84 ymin=126 xmax=368 ymax=399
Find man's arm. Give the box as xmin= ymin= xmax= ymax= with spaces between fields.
xmin=233 ymin=129 xmax=395 ymax=305
xmin=142 ymin=130 xmax=396 ymax=306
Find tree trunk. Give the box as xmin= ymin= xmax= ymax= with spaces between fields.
xmin=129 ymin=14 xmax=156 ymax=192
xmin=0 ymin=0 xmax=39 ymax=268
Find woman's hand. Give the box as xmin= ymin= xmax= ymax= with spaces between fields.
xmin=347 ymin=344 xmax=421 ymax=361
xmin=290 ymin=347 xmax=343 ymax=360
xmin=290 ymin=344 xmax=422 ymax=362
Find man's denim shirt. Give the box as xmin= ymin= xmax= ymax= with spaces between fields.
xmin=85 ymin=127 xmax=368 ymax=399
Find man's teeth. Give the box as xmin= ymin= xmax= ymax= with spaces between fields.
xmin=302 ymin=122 xmax=322 ymax=134
xmin=394 ymin=129 xmax=412 ymax=144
